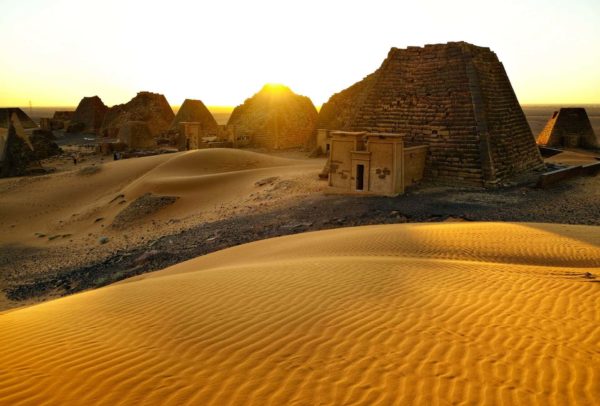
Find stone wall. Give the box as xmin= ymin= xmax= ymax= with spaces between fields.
xmin=317 ymin=42 xmax=543 ymax=186
xmin=118 ymin=121 xmax=156 ymax=150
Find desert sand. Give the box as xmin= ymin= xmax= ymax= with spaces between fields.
xmin=1 ymin=222 xmax=598 ymax=405
xmin=0 ymin=149 xmax=323 ymax=245
xmin=0 ymin=149 xmax=323 ymax=289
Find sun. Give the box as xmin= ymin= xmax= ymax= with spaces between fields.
xmin=261 ymin=83 xmax=291 ymax=94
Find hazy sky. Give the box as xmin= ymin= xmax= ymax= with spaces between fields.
xmin=0 ymin=0 xmax=599 ymax=107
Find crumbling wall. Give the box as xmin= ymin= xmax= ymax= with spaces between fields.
xmin=118 ymin=121 xmax=157 ymax=150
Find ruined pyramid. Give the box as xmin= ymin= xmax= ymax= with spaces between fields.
xmin=318 ymin=42 xmax=544 ymax=186
xmin=101 ymin=92 xmax=174 ymax=138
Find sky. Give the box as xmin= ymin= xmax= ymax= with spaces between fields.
xmin=0 ymin=0 xmax=599 ymax=108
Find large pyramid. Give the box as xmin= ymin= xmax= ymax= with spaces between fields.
xmin=318 ymin=42 xmax=544 ymax=186
xmin=536 ymin=108 xmax=598 ymax=149
xmin=170 ymin=99 xmax=218 ymax=135
xmin=228 ymin=84 xmax=318 ymax=150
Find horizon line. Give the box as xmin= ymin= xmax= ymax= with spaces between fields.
xmin=3 ymin=102 xmax=600 ymax=109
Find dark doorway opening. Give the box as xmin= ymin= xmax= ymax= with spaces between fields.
xmin=356 ymin=164 xmax=365 ymax=191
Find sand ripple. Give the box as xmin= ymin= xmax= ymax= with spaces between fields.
xmin=1 ymin=222 xmax=599 ymax=405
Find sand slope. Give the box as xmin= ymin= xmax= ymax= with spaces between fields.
xmin=1 ymin=222 xmax=598 ymax=405
xmin=0 ymin=149 xmax=324 ymax=290
xmin=0 ymin=149 xmax=322 ymax=244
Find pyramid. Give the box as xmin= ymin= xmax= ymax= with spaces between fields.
xmin=68 ymin=96 xmax=108 ymax=133
xmin=0 ymin=108 xmax=37 ymax=129
xmin=170 ymin=99 xmax=218 ymax=135
xmin=101 ymin=92 xmax=174 ymax=138
xmin=228 ymin=84 xmax=318 ymax=150
xmin=536 ymin=108 xmax=598 ymax=149
xmin=318 ymin=42 xmax=544 ymax=186
xmin=1 ymin=114 xmax=60 ymax=177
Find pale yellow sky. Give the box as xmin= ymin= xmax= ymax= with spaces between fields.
xmin=0 ymin=0 xmax=599 ymax=108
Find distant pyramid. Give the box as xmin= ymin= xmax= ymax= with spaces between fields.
xmin=0 ymin=108 xmax=37 ymax=129
xmin=1 ymin=113 xmax=60 ymax=177
xmin=318 ymin=42 xmax=544 ymax=186
xmin=536 ymin=108 xmax=598 ymax=149
xmin=101 ymin=92 xmax=174 ymax=138
xmin=170 ymin=99 xmax=218 ymax=135
xmin=68 ymin=96 xmax=108 ymax=133
xmin=228 ymin=84 xmax=318 ymax=150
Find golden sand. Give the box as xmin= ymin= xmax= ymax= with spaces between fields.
xmin=0 ymin=149 xmax=323 ymax=302
xmin=1 ymin=222 xmax=598 ymax=405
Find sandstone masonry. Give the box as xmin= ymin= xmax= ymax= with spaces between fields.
xmin=318 ymin=42 xmax=544 ymax=186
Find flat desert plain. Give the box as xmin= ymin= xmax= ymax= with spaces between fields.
xmin=1 ymin=222 xmax=598 ymax=405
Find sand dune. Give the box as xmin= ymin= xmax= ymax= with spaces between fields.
xmin=0 ymin=149 xmax=321 ymax=243
xmin=1 ymin=222 xmax=598 ymax=405
xmin=0 ymin=149 xmax=324 ymax=280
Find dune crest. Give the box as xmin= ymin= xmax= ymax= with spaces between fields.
xmin=1 ymin=222 xmax=598 ymax=405
xmin=0 ymin=148 xmax=322 ymax=247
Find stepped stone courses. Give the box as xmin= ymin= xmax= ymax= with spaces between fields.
xmin=318 ymin=42 xmax=544 ymax=186
xmin=170 ymin=99 xmax=218 ymax=135
xmin=228 ymin=85 xmax=318 ymax=150
xmin=536 ymin=108 xmax=598 ymax=149
xmin=68 ymin=96 xmax=108 ymax=133
xmin=101 ymin=92 xmax=174 ymax=138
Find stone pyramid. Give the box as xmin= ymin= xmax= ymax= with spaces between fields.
xmin=318 ymin=42 xmax=544 ymax=186
xmin=101 ymin=92 xmax=174 ymax=138
xmin=170 ymin=99 xmax=218 ymax=135
xmin=0 ymin=108 xmax=37 ymax=129
xmin=69 ymin=96 xmax=108 ymax=133
xmin=228 ymin=84 xmax=318 ymax=150
xmin=536 ymin=108 xmax=598 ymax=149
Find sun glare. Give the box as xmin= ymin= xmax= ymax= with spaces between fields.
xmin=262 ymin=83 xmax=290 ymax=93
